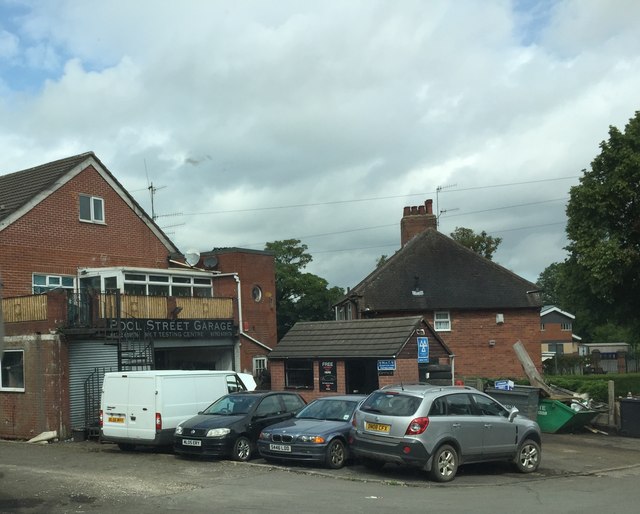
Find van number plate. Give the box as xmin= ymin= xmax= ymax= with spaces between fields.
xmin=108 ymin=416 xmax=125 ymax=423
xmin=182 ymin=439 xmax=202 ymax=447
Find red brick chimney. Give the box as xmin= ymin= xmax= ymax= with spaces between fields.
xmin=401 ymin=199 xmax=437 ymax=246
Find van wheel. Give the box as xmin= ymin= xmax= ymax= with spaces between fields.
xmin=117 ymin=443 xmax=136 ymax=452
xmin=233 ymin=436 xmax=252 ymax=462
xmin=325 ymin=439 xmax=347 ymax=469
xmin=514 ymin=439 xmax=541 ymax=473
xmin=430 ymin=444 xmax=458 ymax=482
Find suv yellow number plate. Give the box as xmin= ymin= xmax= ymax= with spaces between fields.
xmin=365 ymin=421 xmax=390 ymax=433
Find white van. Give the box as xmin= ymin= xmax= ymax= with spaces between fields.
xmin=100 ymin=370 xmax=254 ymax=450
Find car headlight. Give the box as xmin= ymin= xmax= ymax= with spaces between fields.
xmin=206 ymin=428 xmax=231 ymax=438
xmin=299 ymin=435 xmax=325 ymax=444
xmin=259 ymin=431 xmax=270 ymax=440
xmin=175 ymin=424 xmax=184 ymax=435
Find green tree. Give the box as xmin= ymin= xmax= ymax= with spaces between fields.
xmin=536 ymin=262 xmax=564 ymax=306
xmin=450 ymin=227 xmax=502 ymax=260
xmin=265 ymin=239 xmax=344 ymax=340
xmin=565 ymin=111 xmax=640 ymax=343
xmin=376 ymin=255 xmax=388 ymax=268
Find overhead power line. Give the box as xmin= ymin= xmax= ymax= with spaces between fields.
xmin=176 ymin=176 xmax=579 ymax=217
xmin=238 ymin=197 xmax=569 ymax=248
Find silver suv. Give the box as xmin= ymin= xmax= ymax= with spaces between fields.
xmin=349 ymin=384 xmax=541 ymax=482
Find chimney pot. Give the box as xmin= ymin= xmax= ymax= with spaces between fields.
xmin=400 ymin=198 xmax=438 ymax=246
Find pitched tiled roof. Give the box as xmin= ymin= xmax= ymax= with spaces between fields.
xmin=0 ymin=152 xmax=94 ymax=223
xmin=344 ymin=229 xmax=542 ymax=311
xmin=269 ymin=316 xmax=447 ymax=359
xmin=0 ymin=152 xmax=179 ymax=253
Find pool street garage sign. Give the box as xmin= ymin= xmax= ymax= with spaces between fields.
xmin=108 ymin=318 xmax=235 ymax=339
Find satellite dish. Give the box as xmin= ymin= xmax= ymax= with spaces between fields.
xmin=203 ymin=256 xmax=218 ymax=269
xmin=184 ymin=249 xmax=200 ymax=267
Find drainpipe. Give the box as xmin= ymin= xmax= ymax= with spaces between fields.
xmin=211 ymin=272 xmax=243 ymax=371
xmin=450 ymin=354 xmax=456 ymax=386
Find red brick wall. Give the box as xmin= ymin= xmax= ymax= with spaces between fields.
xmin=208 ymin=251 xmax=277 ymax=373
xmin=0 ymin=335 xmax=68 ymax=440
xmin=437 ymin=308 xmax=541 ymax=379
xmin=0 ymin=165 xmax=171 ymax=297
xmin=541 ymin=322 xmax=573 ymax=343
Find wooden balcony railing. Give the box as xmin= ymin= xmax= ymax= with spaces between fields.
xmin=1 ymin=295 xmax=48 ymax=323
xmin=1 ymin=292 xmax=234 ymax=329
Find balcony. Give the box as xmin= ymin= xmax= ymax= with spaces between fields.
xmin=1 ymin=290 xmax=235 ymax=336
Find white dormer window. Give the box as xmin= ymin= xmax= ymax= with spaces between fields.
xmin=79 ymin=194 xmax=105 ymax=223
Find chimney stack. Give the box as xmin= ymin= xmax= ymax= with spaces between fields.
xmin=401 ymin=199 xmax=437 ymax=246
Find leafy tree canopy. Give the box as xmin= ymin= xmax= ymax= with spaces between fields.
xmin=565 ymin=111 xmax=640 ymax=342
xmin=265 ymin=239 xmax=344 ymax=340
xmin=450 ymin=227 xmax=502 ymax=260
xmin=376 ymin=255 xmax=388 ymax=268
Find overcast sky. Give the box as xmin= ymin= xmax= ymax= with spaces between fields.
xmin=1 ymin=0 xmax=639 ymax=289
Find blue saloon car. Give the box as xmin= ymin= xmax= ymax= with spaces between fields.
xmin=257 ymin=395 xmax=366 ymax=469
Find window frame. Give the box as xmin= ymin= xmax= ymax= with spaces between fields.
xmin=32 ymin=274 xmax=75 ymax=294
xmin=284 ymin=359 xmax=314 ymax=390
xmin=253 ymin=356 xmax=267 ymax=377
xmin=0 ymin=350 xmax=25 ymax=392
xmin=434 ymin=311 xmax=451 ymax=332
xmin=79 ymin=194 xmax=105 ymax=223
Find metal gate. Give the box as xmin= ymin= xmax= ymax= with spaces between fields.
xmin=68 ymin=340 xmax=118 ymax=429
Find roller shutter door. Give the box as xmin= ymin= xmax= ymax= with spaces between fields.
xmin=68 ymin=341 xmax=118 ymax=429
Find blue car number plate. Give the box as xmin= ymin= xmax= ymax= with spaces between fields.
xmin=269 ymin=443 xmax=291 ymax=452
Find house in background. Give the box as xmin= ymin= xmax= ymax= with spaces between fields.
xmin=333 ymin=200 xmax=543 ymax=380
xmin=540 ymin=306 xmax=581 ymax=360
xmin=0 ymin=152 xmax=276 ymax=440
xmin=268 ymin=316 xmax=453 ymax=402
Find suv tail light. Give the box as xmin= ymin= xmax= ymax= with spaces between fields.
xmin=405 ymin=417 xmax=429 ymax=435
xmin=156 ymin=413 xmax=162 ymax=431
xmin=352 ymin=412 xmax=357 ymax=428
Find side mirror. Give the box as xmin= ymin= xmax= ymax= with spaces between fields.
xmin=197 ymin=411 xmax=203 ymax=415
xmin=508 ymin=407 xmax=519 ymax=422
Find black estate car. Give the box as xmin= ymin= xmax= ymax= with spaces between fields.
xmin=174 ymin=391 xmax=306 ymax=461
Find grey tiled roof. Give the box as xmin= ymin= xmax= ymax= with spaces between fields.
xmin=344 ymin=229 xmax=542 ymax=311
xmin=0 ymin=152 xmax=94 ymax=223
xmin=269 ymin=316 xmax=437 ymax=359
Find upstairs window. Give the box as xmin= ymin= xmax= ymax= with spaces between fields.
xmin=434 ymin=311 xmax=451 ymax=331
xmin=33 ymin=274 xmax=75 ymax=294
xmin=561 ymin=322 xmax=572 ymax=331
xmin=79 ymin=194 xmax=105 ymax=223
xmin=1 ymin=350 xmax=25 ymax=392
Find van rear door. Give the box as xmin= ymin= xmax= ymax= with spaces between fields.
xmin=101 ymin=374 xmax=130 ymax=440
xmin=125 ymin=375 xmax=156 ymax=441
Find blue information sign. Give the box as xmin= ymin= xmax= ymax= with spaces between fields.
xmin=377 ymin=359 xmax=396 ymax=371
xmin=417 ymin=337 xmax=429 ymax=363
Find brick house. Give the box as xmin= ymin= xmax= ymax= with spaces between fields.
xmin=0 ymin=152 xmax=276 ymax=440
xmin=333 ymin=200 xmax=543 ymax=380
xmin=268 ymin=316 xmax=453 ymax=402
xmin=540 ymin=306 xmax=581 ymax=357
